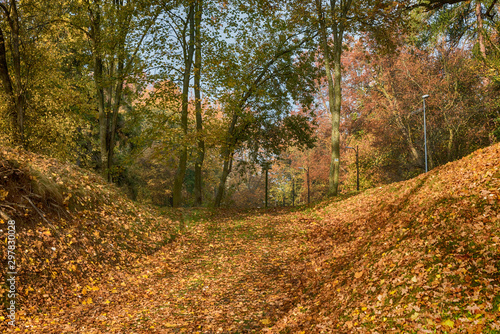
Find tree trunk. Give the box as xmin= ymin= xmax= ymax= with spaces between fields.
xmin=194 ymin=0 xmax=205 ymax=206
xmin=447 ymin=128 xmax=454 ymax=162
xmin=0 ymin=29 xmax=12 ymax=97
xmin=0 ymin=27 xmax=17 ymax=144
xmin=330 ymin=30 xmax=342 ymax=196
xmin=107 ymin=60 xmax=124 ymax=182
xmin=328 ymin=0 xmax=352 ymax=195
xmin=214 ymin=152 xmax=233 ymax=207
xmin=107 ymin=6 xmax=127 ymax=182
xmin=88 ymin=3 xmax=108 ymax=179
xmin=172 ymin=5 xmax=196 ymax=207
xmin=409 ymin=141 xmax=421 ymax=164
xmin=10 ymin=0 xmax=24 ymax=147
xmin=315 ymin=0 xmax=340 ymax=196
xmin=97 ymin=64 xmax=107 ymax=179
xmin=0 ymin=1 xmax=25 ymax=147
xmin=475 ymin=1 xmax=486 ymax=59
xmin=213 ymin=106 xmax=240 ymax=207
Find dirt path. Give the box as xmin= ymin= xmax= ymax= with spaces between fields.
xmin=30 ymin=209 xmax=313 ymax=333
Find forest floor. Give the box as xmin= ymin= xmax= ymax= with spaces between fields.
xmin=0 ymin=143 xmax=499 ymax=333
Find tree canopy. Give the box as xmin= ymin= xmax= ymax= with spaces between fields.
xmin=0 ymin=0 xmax=498 ymax=207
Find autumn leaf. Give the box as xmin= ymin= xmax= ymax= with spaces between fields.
xmin=260 ymin=318 xmax=271 ymax=325
xmin=2 ymin=136 xmax=500 ymax=333
xmin=442 ymin=319 xmax=454 ymax=328
xmin=82 ymin=297 xmax=93 ymax=305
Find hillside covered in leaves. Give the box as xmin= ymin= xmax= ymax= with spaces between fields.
xmin=1 ymin=143 xmax=499 ymax=333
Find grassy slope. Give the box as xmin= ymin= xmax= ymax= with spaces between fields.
xmin=0 ymin=143 xmax=499 ymax=333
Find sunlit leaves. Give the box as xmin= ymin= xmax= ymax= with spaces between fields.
xmin=2 ymin=141 xmax=500 ymax=332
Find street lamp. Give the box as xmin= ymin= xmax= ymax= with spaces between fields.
xmin=262 ymin=161 xmax=272 ymax=208
xmin=410 ymin=94 xmax=430 ymax=173
xmin=422 ymin=94 xmax=429 ymax=173
xmin=346 ymin=146 xmax=359 ymax=191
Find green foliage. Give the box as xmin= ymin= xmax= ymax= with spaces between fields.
xmin=493 ymin=118 xmax=500 ymax=140
xmin=0 ymin=0 xmax=94 ymax=161
xmin=0 ymin=0 xmax=498 ymax=209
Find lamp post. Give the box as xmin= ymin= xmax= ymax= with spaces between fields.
xmin=262 ymin=161 xmax=271 ymax=208
xmin=346 ymin=146 xmax=359 ymax=191
xmin=410 ymin=94 xmax=430 ymax=173
xmin=422 ymin=94 xmax=429 ymax=173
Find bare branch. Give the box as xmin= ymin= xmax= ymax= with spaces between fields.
xmin=0 ymin=3 xmax=9 ymax=18
xmin=407 ymin=0 xmax=469 ymax=12
xmin=23 ymin=195 xmax=59 ymax=235
xmin=485 ymin=0 xmax=498 ymax=19
xmin=49 ymin=18 xmax=92 ymax=38
xmin=0 ymin=208 xmax=11 ymax=221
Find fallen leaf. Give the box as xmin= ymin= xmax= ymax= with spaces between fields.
xmin=442 ymin=319 xmax=454 ymax=328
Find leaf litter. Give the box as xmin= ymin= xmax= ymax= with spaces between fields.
xmin=0 ymin=144 xmax=499 ymax=333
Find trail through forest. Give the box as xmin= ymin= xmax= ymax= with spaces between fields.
xmin=8 ymin=201 xmax=326 ymax=333
xmin=1 ymin=143 xmax=499 ymax=333
xmin=1 ymin=1 xmax=500 ymax=333
xmin=50 ymin=208 xmax=314 ymax=333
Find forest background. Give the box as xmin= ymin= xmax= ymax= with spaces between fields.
xmin=0 ymin=0 xmax=499 ymax=208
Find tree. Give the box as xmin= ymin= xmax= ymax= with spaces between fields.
xmin=411 ymin=0 xmax=498 ymax=12
xmin=66 ymin=0 xmax=161 ymax=181
xmin=170 ymin=2 xmax=196 ymax=207
xmin=148 ymin=0 xmax=214 ymax=207
xmin=306 ymin=0 xmax=408 ymax=196
xmin=343 ymin=40 xmax=493 ymax=180
xmin=149 ymin=0 xmax=319 ymax=207
xmin=419 ymin=1 xmax=496 ymax=56
xmin=0 ymin=0 xmax=94 ymax=159
xmin=412 ymin=0 xmax=500 ymax=141
xmin=0 ymin=0 xmax=25 ymax=146
xmin=314 ymin=0 xmax=352 ymax=196
xmin=209 ymin=17 xmax=317 ymax=207
xmin=193 ymin=0 xmax=204 ymax=206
